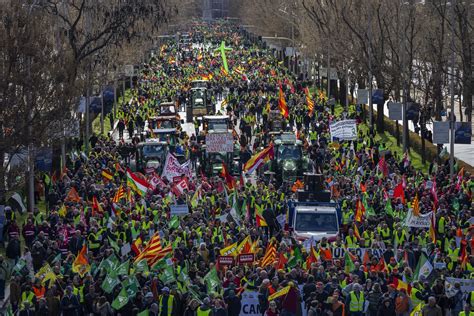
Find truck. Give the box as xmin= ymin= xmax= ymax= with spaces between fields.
xmin=131 ymin=139 xmax=169 ymax=173
xmin=186 ymin=87 xmax=213 ymax=122
xmin=287 ymin=201 xmax=340 ymax=242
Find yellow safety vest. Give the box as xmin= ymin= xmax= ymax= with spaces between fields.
xmin=349 ymin=291 xmax=365 ymax=312
xmin=459 ymin=312 xmax=474 ymax=316
xmin=197 ymin=307 xmax=212 ymax=316
xmin=159 ymin=294 xmax=174 ymax=316
xmin=447 ymin=248 xmax=460 ymax=263
xmin=73 ymin=286 xmax=84 ymax=303
xmin=410 ymin=288 xmax=422 ymax=306
xmin=89 ymin=233 xmax=100 ymax=249
xmin=437 ymin=217 xmax=445 ymax=234
xmin=346 ymin=236 xmax=358 ymax=248
xmin=21 ymin=291 xmax=35 ymax=309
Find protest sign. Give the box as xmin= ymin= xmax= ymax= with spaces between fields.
xmin=170 ymin=204 xmax=189 ymax=216
xmin=205 ymin=132 xmax=234 ymax=152
xmin=405 ymin=209 xmax=432 ymax=228
xmin=329 ymin=120 xmax=357 ymax=141
xmin=161 ymin=153 xmax=192 ymax=181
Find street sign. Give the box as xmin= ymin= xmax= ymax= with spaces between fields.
xmin=372 ymin=89 xmax=384 ymax=104
xmin=388 ymin=102 xmax=402 ymax=120
xmin=433 ymin=121 xmax=450 ymax=144
xmin=357 ymin=89 xmax=369 ymax=104
xmin=238 ymin=253 xmax=255 ymax=264
xmin=124 ymin=65 xmax=134 ymax=76
xmin=319 ymin=67 xmax=338 ymax=80
xmin=218 ymin=256 xmax=234 ymax=265
xmin=455 ymin=122 xmax=472 ymax=144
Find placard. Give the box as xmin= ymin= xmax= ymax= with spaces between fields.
xmin=329 ymin=119 xmax=357 ymax=141
xmin=388 ymin=102 xmax=402 ymax=120
xmin=404 ymin=210 xmax=432 ymax=228
xmin=218 ymin=256 xmax=234 ymax=265
xmin=161 ymin=153 xmax=192 ymax=181
xmin=205 ymin=132 xmax=234 ymax=153
xmin=238 ymin=253 xmax=255 ymax=264
xmin=170 ymin=204 xmax=189 ymax=216
xmin=433 ymin=122 xmax=449 ymax=144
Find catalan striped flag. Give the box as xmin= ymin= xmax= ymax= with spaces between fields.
xmin=243 ymin=143 xmax=274 ymax=175
xmin=113 ymin=185 xmax=126 ymax=203
xmin=278 ymin=84 xmax=289 ymax=118
xmin=148 ymin=244 xmax=173 ymax=267
xmin=304 ymin=87 xmax=314 ymax=116
xmin=134 ymin=233 xmax=163 ymax=263
xmin=260 ymin=239 xmax=277 ymax=267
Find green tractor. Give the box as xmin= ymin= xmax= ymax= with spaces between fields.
xmin=270 ymin=133 xmax=309 ymax=185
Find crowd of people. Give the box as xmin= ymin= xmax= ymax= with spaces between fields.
xmin=1 ymin=20 xmax=473 ymax=316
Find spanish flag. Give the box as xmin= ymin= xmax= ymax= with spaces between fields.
xmin=243 ymin=143 xmax=274 ymax=174
xmin=278 ymin=85 xmax=289 ymax=119
xmin=101 ymin=169 xmax=113 ymax=182
xmin=221 ymin=163 xmax=235 ymax=190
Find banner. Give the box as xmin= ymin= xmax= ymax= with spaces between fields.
xmin=329 ymin=120 xmax=357 ymax=141
xmin=205 ymin=133 xmax=234 ymax=152
xmin=404 ymin=210 xmax=432 ymax=228
xmin=241 ymin=291 xmax=307 ymax=316
xmin=445 ymin=277 xmax=474 ymax=295
xmin=170 ymin=205 xmax=189 ymax=216
xmin=161 ymin=153 xmax=192 ymax=181
xmin=330 ymin=247 xmax=384 ymax=259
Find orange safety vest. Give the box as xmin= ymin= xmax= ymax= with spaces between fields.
xmin=33 ymin=286 xmax=46 ymax=299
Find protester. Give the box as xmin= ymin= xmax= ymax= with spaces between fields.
xmin=1 ymin=20 xmax=473 ymax=316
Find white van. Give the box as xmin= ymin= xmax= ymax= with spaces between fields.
xmin=291 ymin=204 xmax=339 ymax=242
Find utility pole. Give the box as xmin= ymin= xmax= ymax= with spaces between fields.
xmin=449 ymin=0 xmax=456 ymax=178
xmin=84 ymin=1 xmax=91 ymax=154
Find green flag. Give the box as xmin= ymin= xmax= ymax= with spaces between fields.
xmin=159 ymin=265 xmax=176 ymax=284
xmin=169 ymin=216 xmax=180 ymax=229
xmin=111 ymin=287 xmax=129 ymax=310
xmin=413 ymin=252 xmax=433 ymax=280
xmin=344 ymin=251 xmax=356 ymax=274
xmin=385 ymin=200 xmax=394 ymax=217
xmin=134 ymin=259 xmax=149 ymax=275
xmin=101 ymin=254 xmax=119 ymax=272
xmin=115 ymin=260 xmax=129 ymax=276
xmin=101 ymin=271 xmax=120 ymax=294
xmin=287 ymin=247 xmax=303 ymax=268
xmin=204 ymin=267 xmax=220 ymax=292
xmin=123 ymin=276 xmax=140 ymax=298
xmin=108 ymin=236 xmax=120 ymax=253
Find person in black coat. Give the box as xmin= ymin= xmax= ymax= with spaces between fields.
xmin=60 ymin=286 xmax=80 ymax=316
xmin=377 ymin=297 xmax=396 ymax=316
xmin=224 ymin=290 xmax=242 ymax=316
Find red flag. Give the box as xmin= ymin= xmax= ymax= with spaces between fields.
xmin=276 ymin=252 xmax=288 ymax=270
xmin=92 ymin=196 xmax=104 ymax=216
xmin=377 ymin=157 xmax=389 ymax=177
xmin=393 ymin=183 xmax=406 ymax=204
xmin=65 ymin=187 xmax=81 ymax=203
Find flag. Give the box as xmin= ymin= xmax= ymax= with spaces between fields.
xmin=260 ymin=239 xmax=277 ymax=267
xmin=456 ymin=167 xmax=464 ymax=190
xmin=131 ymin=237 xmax=142 ymax=256
xmin=92 ymin=196 xmax=104 ymax=216
xmin=430 ymin=178 xmax=438 ymax=207
xmin=278 ymin=85 xmax=289 ymax=118
xmin=344 ymin=251 xmax=356 ymax=273
xmin=65 ymin=187 xmax=81 ymax=203
xmin=243 ymin=143 xmax=274 ymax=174
xmin=204 ymin=267 xmax=220 ymax=292
xmin=126 ymin=168 xmax=150 ymax=196
xmin=268 ymin=286 xmax=290 ymax=301
xmin=72 ymin=245 xmax=90 ymax=277
xmin=355 ymin=199 xmax=365 ymax=222
xmin=134 ymin=233 xmax=163 ymax=262
xmin=385 ymin=200 xmax=394 ymax=217
xmin=235 ymin=236 xmax=252 ymax=254
xmin=276 ymin=251 xmax=288 ymax=270
xmin=304 ymin=87 xmax=314 ymax=116
xmin=376 ymin=257 xmax=388 ymax=272
xmin=393 ymin=183 xmax=406 ymax=204
xmin=256 ymin=206 xmax=267 ymax=227
xmin=221 ymin=163 xmax=235 ymax=189
xmin=58 ymin=204 xmax=67 ymax=217
xmin=412 ymin=194 xmax=420 ymax=217
xmin=113 ymin=185 xmax=126 ymax=203
xmin=137 ymin=310 xmax=149 ymax=316
xmin=219 ymin=242 xmax=238 ymax=256
xmin=101 ymin=272 xmax=120 ymax=294
xmin=160 ymin=265 xmax=176 ymax=284
xmin=306 ymin=246 xmax=320 ymax=268
xmin=429 ymin=210 xmax=436 ymax=243
xmin=319 ymin=247 xmax=332 ymax=261
xmin=392 ymin=277 xmax=411 ymax=294
xmin=111 ymin=287 xmax=129 ymax=310
xmin=413 ymin=252 xmax=433 ymax=280
xmin=148 ymin=244 xmax=173 ymax=267
xmin=353 ymin=224 xmax=361 ymax=240
xmin=102 ymin=169 xmax=113 ymax=182
xmin=377 ymin=156 xmax=389 ymax=177
xmin=287 ymin=247 xmax=303 ymax=268
xmin=411 ymin=303 xmax=424 ymax=316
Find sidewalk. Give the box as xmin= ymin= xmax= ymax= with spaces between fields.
xmin=375 ymin=101 xmax=474 ymax=167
